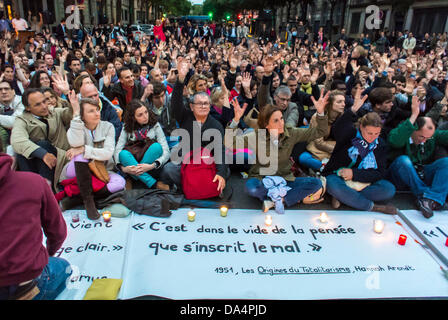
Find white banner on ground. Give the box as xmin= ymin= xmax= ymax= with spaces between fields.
xmin=55 ymin=210 xmax=131 ymax=300
xmin=118 ymin=209 xmax=448 ymax=300
xmin=400 ymin=210 xmax=448 ymax=261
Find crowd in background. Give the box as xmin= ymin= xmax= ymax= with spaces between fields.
xmin=1 ymin=10 xmax=448 ymax=299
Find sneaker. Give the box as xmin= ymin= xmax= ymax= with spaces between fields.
xmin=331 ymin=196 xmax=341 ymax=209
xmin=416 ymin=198 xmax=434 ymax=218
xmin=262 ymin=200 xmax=275 ymax=213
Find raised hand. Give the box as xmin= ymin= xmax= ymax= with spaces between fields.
xmin=177 ymin=58 xmax=190 ymax=83
xmin=410 ymin=94 xmax=420 ymax=124
xmin=241 ymin=72 xmax=252 ymax=89
xmin=310 ymin=68 xmax=319 ymax=84
xmin=262 ymin=56 xmax=276 ymax=76
xmin=351 ymin=87 xmax=368 ymax=113
xmin=404 ymin=78 xmax=416 ymax=94
xmin=311 ymin=88 xmax=330 ymax=115
xmin=350 ymin=60 xmax=360 ymax=74
xmin=282 ymin=64 xmax=290 ymax=79
xmin=52 ymin=74 xmax=70 ymax=95
xmin=103 ymin=69 xmax=112 ymax=88
xmin=231 ymin=97 xmax=248 ymax=123
xmin=68 ymin=89 xmax=80 ymax=116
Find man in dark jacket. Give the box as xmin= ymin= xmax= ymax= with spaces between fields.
xmin=0 ymin=151 xmax=70 ymax=300
xmin=102 ymin=67 xmax=144 ymax=112
xmin=161 ymin=58 xmax=231 ymax=198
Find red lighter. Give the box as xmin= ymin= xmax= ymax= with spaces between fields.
xmin=398 ymin=234 xmax=407 ymax=246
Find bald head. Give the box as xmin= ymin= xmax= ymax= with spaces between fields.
xmin=80 ymin=83 xmax=100 ymax=103
xmin=412 ymin=117 xmax=436 ymax=145
xmin=150 ymin=68 xmax=163 ymax=82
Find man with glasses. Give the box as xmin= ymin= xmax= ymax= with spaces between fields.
xmin=258 ymin=58 xmax=300 ymax=128
xmin=10 ymin=88 xmax=74 ymax=190
xmin=161 ymin=59 xmax=231 ymax=198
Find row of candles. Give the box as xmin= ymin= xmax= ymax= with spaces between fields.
xmin=74 ymin=208 xmax=448 ymax=248
xmin=188 ymin=209 xmax=448 ymax=247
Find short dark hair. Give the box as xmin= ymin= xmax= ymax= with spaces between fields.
xmin=392 ymin=75 xmax=406 ymax=83
xmin=0 ymin=81 xmax=12 ymax=90
xmin=117 ymin=67 xmax=131 ymax=79
xmin=151 ymin=81 xmax=166 ymax=97
xmin=369 ymin=87 xmax=393 ymax=106
xmin=22 ymin=88 xmax=45 ymax=108
xmin=70 ymin=58 xmax=81 ymax=65
xmin=330 ymin=79 xmax=346 ymax=91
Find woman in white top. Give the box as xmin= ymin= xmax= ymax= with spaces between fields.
xmin=61 ymin=96 xmax=125 ymax=219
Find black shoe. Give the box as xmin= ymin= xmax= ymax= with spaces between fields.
xmin=417 ymin=198 xmax=434 ymax=218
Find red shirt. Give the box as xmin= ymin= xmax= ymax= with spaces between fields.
xmin=123 ymin=84 xmax=134 ymax=105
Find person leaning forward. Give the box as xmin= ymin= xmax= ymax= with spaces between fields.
xmin=10 ymin=88 xmax=74 ymax=190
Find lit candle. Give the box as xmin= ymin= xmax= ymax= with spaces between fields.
xmin=398 ymin=234 xmax=407 ymax=246
xmin=319 ymin=212 xmax=328 ymax=223
xmin=220 ymin=206 xmax=228 ymax=217
xmin=187 ymin=210 xmax=196 ymax=222
xmin=71 ymin=212 xmax=80 ymax=223
xmin=102 ymin=211 xmax=111 ymax=223
xmin=265 ymin=215 xmax=272 ymax=227
xmin=373 ymin=220 xmax=385 ymax=234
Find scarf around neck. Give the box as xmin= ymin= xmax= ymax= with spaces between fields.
xmin=347 ymin=130 xmax=378 ymax=170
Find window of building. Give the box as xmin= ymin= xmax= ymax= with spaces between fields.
xmin=350 ymin=12 xmax=361 ymax=34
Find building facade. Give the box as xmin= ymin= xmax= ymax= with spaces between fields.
xmin=346 ymin=0 xmax=448 ymax=38
xmin=274 ymin=0 xmax=448 ymax=40
xmin=2 ymin=0 xmax=159 ymax=28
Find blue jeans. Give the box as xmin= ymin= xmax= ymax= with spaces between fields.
xmin=298 ymin=151 xmax=322 ymax=171
xmin=387 ymin=155 xmax=448 ymax=205
xmin=245 ymin=177 xmax=322 ymax=207
xmin=33 ymin=257 xmax=71 ymax=300
xmin=326 ymin=174 xmax=396 ymax=211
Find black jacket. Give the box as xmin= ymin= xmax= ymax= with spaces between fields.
xmin=171 ymin=80 xmax=229 ymax=179
xmin=102 ymin=80 xmax=144 ymax=112
xmin=100 ymin=96 xmax=123 ymax=142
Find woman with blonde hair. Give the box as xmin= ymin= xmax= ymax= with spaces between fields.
xmin=186 ymin=73 xmax=208 ymax=96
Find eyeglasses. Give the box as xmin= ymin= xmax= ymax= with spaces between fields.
xmin=277 ymin=97 xmax=291 ymax=102
xmin=193 ymin=102 xmax=210 ymax=108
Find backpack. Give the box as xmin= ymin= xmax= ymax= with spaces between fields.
xmin=181 ymin=147 xmax=220 ymax=200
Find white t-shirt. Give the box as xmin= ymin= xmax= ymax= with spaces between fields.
xmin=12 ymin=18 xmax=28 ymax=31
